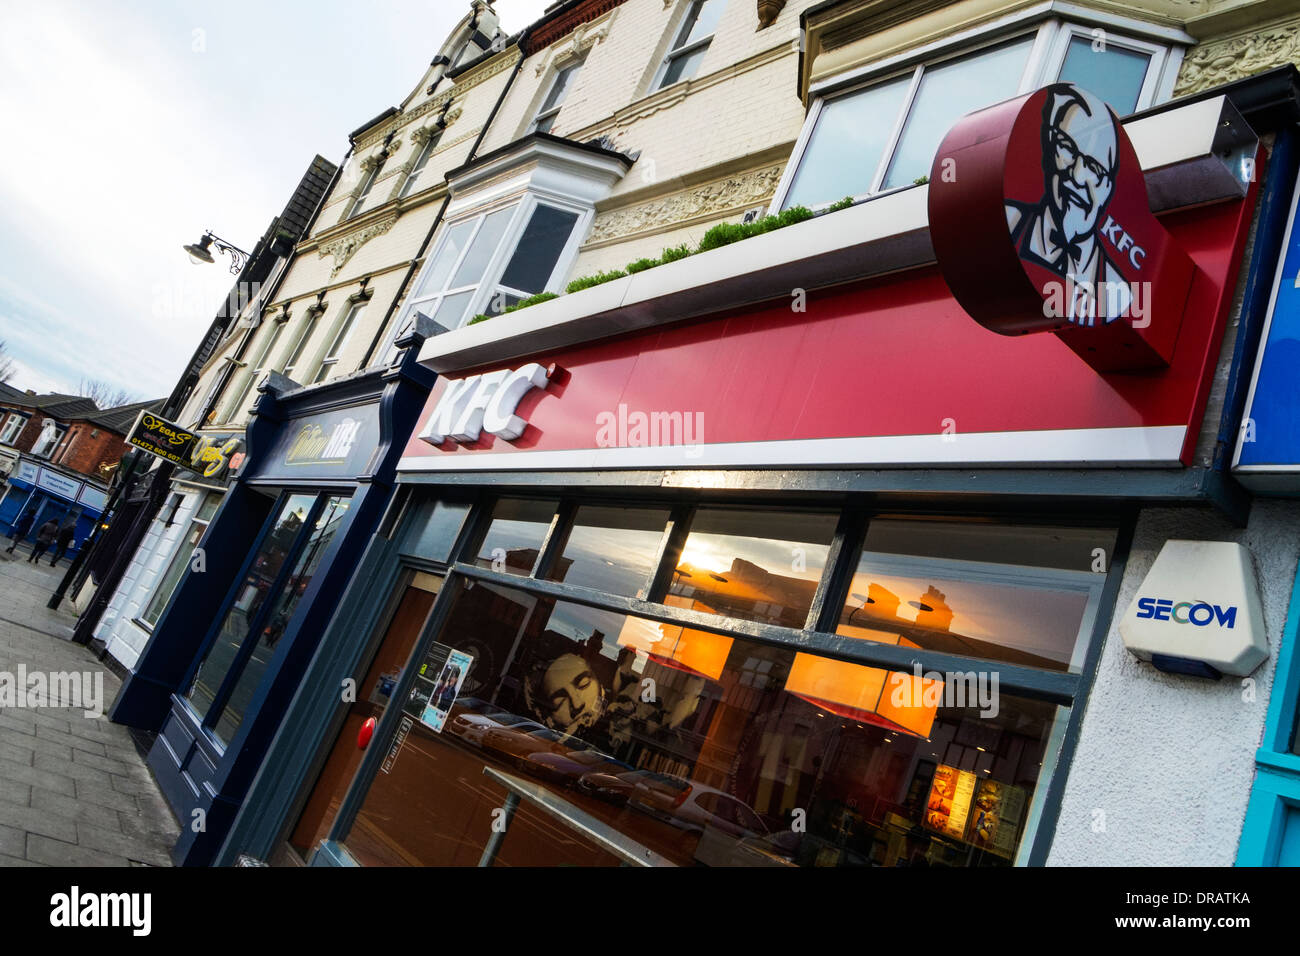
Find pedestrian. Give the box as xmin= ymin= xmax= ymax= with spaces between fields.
xmin=28 ymin=519 xmax=58 ymax=564
xmin=5 ymin=511 xmax=35 ymax=554
xmin=49 ymin=523 xmax=76 ymax=566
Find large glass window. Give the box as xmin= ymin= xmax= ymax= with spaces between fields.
xmin=473 ymin=498 xmax=559 ymax=575
xmin=781 ymin=21 xmax=1167 ymax=210
xmin=282 ymin=310 xmax=322 ymax=380
xmin=548 ymin=505 xmax=670 ymax=598
xmin=213 ymin=496 xmax=351 ymax=744
xmin=0 ymin=413 xmax=25 ymax=445
xmin=230 ymin=317 xmax=288 ymax=418
xmin=142 ymin=493 xmax=221 ymax=626
xmin=656 ymin=0 xmax=725 ymax=90
xmin=342 ymin=582 xmax=1069 ymax=867
xmin=185 ymin=494 xmax=316 ymax=721
xmin=836 ymin=519 xmax=1115 ymax=674
xmin=668 ymin=509 xmax=838 ymax=629
xmin=346 ymin=157 xmax=385 ymax=219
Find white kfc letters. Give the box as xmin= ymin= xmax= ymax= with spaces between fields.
xmin=419 ymin=363 xmax=550 ymax=445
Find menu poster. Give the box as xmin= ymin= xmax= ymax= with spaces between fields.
xmin=404 ymin=643 xmax=474 ymax=732
xmin=965 ymin=779 xmax=1028 ymax=857
xmin=924 ymin=764 xmax=977 ymax=838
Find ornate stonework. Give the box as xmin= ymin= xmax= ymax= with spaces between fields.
xmin=585 ymin=164 xmax=784 ymax=244
xmin=535 ymin=17 xmax=612 ymax=75
xmin=317 ymin=213 xmax=398 ymax=278
xmin=1175 ymin=20 xmax=1300 ymax=95
xmin=353 ymin=50 xmax=518 ymax=152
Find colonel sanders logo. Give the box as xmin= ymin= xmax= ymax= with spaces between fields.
xmin=928 ymin=82 xmax=1199 ymax=371
xmin=1005 ymin=85 xmax=1130 ymax=325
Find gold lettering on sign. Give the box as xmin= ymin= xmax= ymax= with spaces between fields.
xmin=284 ymin=418 xmax=361 ymax=466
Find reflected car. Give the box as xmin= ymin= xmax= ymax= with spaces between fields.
xmin=481 ymin=724 xmax=578 ymax=767
xmin=631 ymin=778 xmax=770 ymax=845
xmin=523 ymin=749 xmax=634 ymax=788
xmin=447 ymin=710 xmax=522 ymax=747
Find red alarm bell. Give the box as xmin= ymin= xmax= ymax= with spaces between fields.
xmin=358 ymin=716 xmax=376 ymax=750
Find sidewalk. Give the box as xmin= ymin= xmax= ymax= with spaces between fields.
xmin=0 ymin=547 xmax=180 ymax=866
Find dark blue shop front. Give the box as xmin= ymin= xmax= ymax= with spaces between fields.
xmin=110 ymin=345 xmax=435 ymax=866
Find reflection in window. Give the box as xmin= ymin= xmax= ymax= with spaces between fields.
xmin=548 ymin=505 xmax=669 ymax=597
xmin=403 ymin=499 xmax=472 ymax=564
xmin=185 ymin=494 xmax=316 ymax=719
xmin=668 ymin=509 xmax=837 ymax=629
xmin=836 ymin=519 xmax=1113 ymax=672
xmin=657 ymin=0 xmax=726 ymax=89
xmin=213 ymin=496 xmax=351 ymax=744
xmin=474 ymin=498 xmax=558 ymax=575
xmin=143 ymin=493 xmax=220 ymax=626
xmin=342 ymin=581 xmax=1065 ymax=867
xmin=1056 ymin=35 xmax=1149 ymax=116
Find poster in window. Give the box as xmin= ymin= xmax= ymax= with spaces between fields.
xmin=967 ymin=779 xmax=1027 ymax=857
xmin=407 ymin=645 xmax=473 ymax=733
xmin=924 ymin=764 xmax=977 ymax=838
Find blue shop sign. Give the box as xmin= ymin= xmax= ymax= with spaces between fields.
xmin=246 ymin=403 xmax=380 ymax=482
xmin=1236 ymin=177 xmax=1300 ymax=491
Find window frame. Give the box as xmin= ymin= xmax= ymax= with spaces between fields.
xmin=323 ymin=491 xmax=1132 ymax=868
xmin=282 ymin=306 xmax=325 ymax=381
xmin=652 ymin=0 xmax=725 ymax=92
xmin=399 ymin=131 xmax=442 ymax=199
xmin=399 ymin=192 xmax=589 ymax=333
xmin=140 ymin=493 xmax=219 ymax=629
xmin=228 ymin=312 xmax=290 ymax=420
xmin=0 ymin=412 xmax=27 ymax=445
xmin=310 ymin=299 xmax=369 ymax=385
xmin=529 ymin=58 xmax=584 ymax=135
xmin=346 ymin=157 xmax=386 ymax=220
xmin=772 ymin=17 xmax=1178 ymax=213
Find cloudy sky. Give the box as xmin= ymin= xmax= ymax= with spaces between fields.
xmin=0 ymin=0 xmax=550 ymax=401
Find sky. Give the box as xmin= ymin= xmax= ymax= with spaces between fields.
xmin=0 ymin=0 xmax=551 ymax=402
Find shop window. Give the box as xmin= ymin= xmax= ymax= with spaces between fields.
xmin=213 ymin=496 xmax=351 ymax=745
xmin=655 ymin=0 xmax=726 ymax=90
xmin=339 ymin=581 xmax=1066 ymax=867
xmin=0 ymin=413 xmax=25 ymax=445
xmin=402 ymin=498 xmax=473 ymax=564
xmin=142 ymin=493 xmax=221 ymax=627
xmin=778 ymin=21 xmax=1170 ymax=211
xmin=530 ymin=59 xmax=583 ymax=134
xmin=836 ymin=519 xmax=1116 ymax=674
xmin=401 ymin=200 xmax=581 ymax=331
xmin=473 ymin=498 xmax=558 ymax=575
xmin=399 ymin=130 xmax=442 ymax=199
xmin=311 ymin=301 xmax=368 ymax=385
xmin=547 ymin=505 xmax=671 ymax=598
xmin=667 ymin=508 xmax=838 ymax=629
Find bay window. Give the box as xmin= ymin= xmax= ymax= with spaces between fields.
xmin=402 ymin=198 xmax=582 ymax=331
xmin=778 ymin=20 xmax=1176 ymax=211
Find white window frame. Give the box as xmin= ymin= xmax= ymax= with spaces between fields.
xmin=772 ymin=16 xmax=1181 ymax=213
xmin=399 ymin=191 xmax=590 ymax=333
xmin=400 ymin=132 xmax=441 ymax=199
xmin=529 ymin=58 xmax=584 ymax=134
xmin=311 ymin=300 xmax=369 ymax=384
xmin=0 ymin=413 xmax=25 ymax=445
xmin=227 ymin=314 xmax=290 ymax=419
xmin=346 ymin=159 xmax=385 ymax=219
xmin=30 ymin=421 xmax=66 ymax=458
xmin=652 ymin=0 xmax=725 ymax=92
xmin=282 ymin=307 xmax=324 ymax=381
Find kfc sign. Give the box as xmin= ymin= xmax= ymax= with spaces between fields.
xmin=418 ymin=363 xmax=551 ymax=446
xmin=929 ymin=84 xmax=1197 ymax=372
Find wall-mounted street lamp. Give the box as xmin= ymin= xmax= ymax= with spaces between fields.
xmin=182 ymin=230 xmax=250 ymax=275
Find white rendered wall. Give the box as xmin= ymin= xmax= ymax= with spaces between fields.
xmin=1047 ymin=499 xmax=1300 ymax=865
